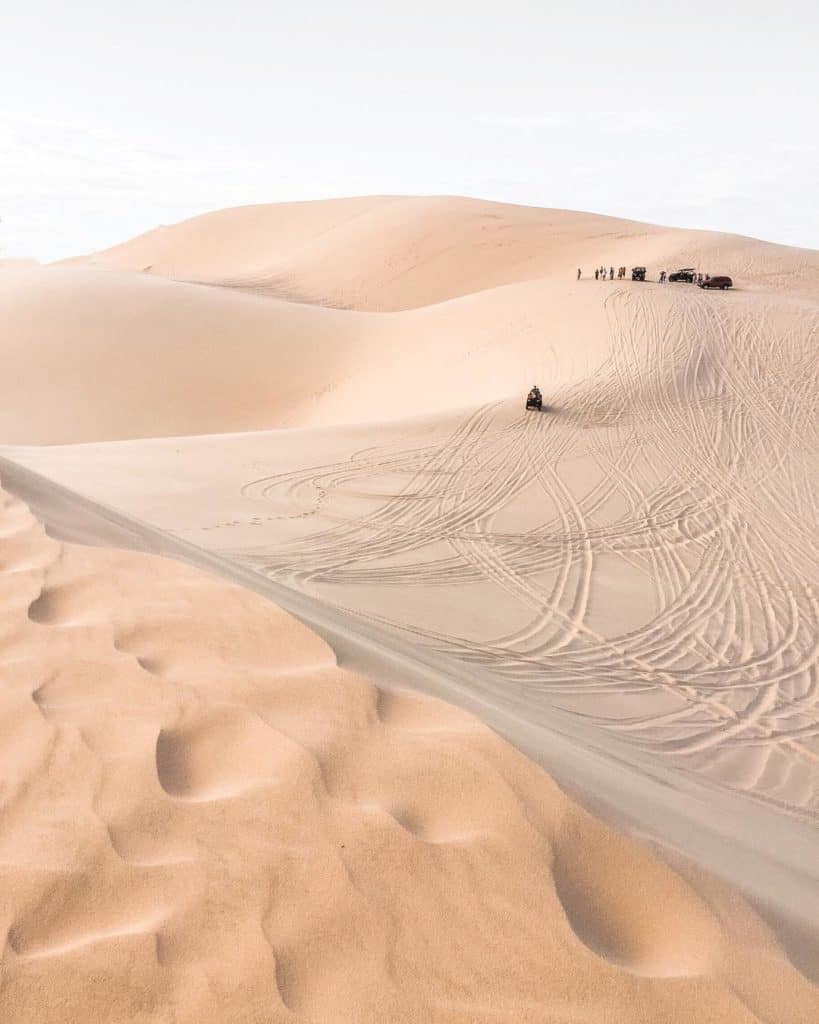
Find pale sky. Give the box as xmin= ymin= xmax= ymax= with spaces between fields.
xmin=3 ymin=1 xmax=817 ymax=260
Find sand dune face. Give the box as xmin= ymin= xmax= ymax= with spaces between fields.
xmin=1 ymin=485 xmax=817 ymax=1023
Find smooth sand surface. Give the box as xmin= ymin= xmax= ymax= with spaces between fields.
xmin=2 ymin=196 xmax=818 ymax=1019
xmin=2 ymin=484 xmax=818 ymax=1023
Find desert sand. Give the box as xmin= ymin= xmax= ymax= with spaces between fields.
xmin=2 ymin=197 xmax=817 ymax=444
xmin=1 ymin=196 xmax=818 ymax=1020
xmin=2 ymin=483 xmax=818 ymax=1023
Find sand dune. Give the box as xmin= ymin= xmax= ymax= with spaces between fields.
xmin=68 ymin=196 xmax=819 ymax=308
xmin=4 ymin=199 xmax=817 ymax=444
xmin=2 ymin=196 xmax=818 ymax=1020
xmin=11 ymin=250 xmax=817 ymax=827
xmin=0 ymin=264 xmax=375 ymax=443
xmin=2 ymin=484 xmax=817 ymax=1023
xmin=0 ymin=260 xmax=618 ymax=443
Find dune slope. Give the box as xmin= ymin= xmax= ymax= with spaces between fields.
xmin=1 ymin=484 xmax=818 ymax=1023
xmin=0 ymin=262 xmax=618 ymax=443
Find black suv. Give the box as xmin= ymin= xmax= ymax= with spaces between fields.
xmin=668 ymin=268 xmax=696 ymax=283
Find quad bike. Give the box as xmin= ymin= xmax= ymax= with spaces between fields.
xmin=631 ymin=266 xmax=647 ymax=281
xmin=526 ymin=389 xmax=543 ymax=411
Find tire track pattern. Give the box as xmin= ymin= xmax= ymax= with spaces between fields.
xmin=233 ymin=288 xmax=819 ymax=818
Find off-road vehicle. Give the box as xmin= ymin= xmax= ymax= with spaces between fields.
xmin=699 ymin=276 xmax=733 ymax=290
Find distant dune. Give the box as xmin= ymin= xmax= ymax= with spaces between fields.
xmin=65 ymin=196 xmax=819 ymax=308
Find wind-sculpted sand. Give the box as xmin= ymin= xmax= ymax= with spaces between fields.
xmin=1 ymin=197 xmax=818 ymax=1019
xmin=6 ymin=485 xmax=817 ymax=1023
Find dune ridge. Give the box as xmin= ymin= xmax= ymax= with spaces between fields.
xmin=2 ymin=484 xmax=818 ymax=1023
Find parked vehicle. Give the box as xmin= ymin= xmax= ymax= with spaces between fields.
xmin=669 ymin=268 xmax=696 ymax=283
xmin=699 ymin=276 xmax=733 ymax=290
xmin=526 ymin=386 xmax=543 ymax=411
xmin=631 ymin=267 xmax=646 ymax=281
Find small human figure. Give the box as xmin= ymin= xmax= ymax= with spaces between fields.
xmin=577 ymin=268 xmax=582 ymax=280
xmin=595 ymin=268 xmax=599 ymax=280
xmin=609 ymin=266 xmax=614 ymax=280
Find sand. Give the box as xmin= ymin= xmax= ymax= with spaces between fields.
xmin=3 ymin=198 xmax=817 ymax=445
xmin=2 ymin=483 xmax=818 ymax=1023
xmin=1 ymin=196 xmax=818 ymax=1020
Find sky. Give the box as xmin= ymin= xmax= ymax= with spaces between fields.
xmin=2 ymin=1 xmax=817 ymax=260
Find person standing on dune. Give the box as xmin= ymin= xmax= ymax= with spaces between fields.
xmin=577 ymin=268 xmax=581 ymax=280
xmin=595 ymin=268 xmax=599 ymax=280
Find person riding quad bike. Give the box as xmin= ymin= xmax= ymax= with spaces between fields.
xmin=526 ymin=385 xmax=543 ymax=411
